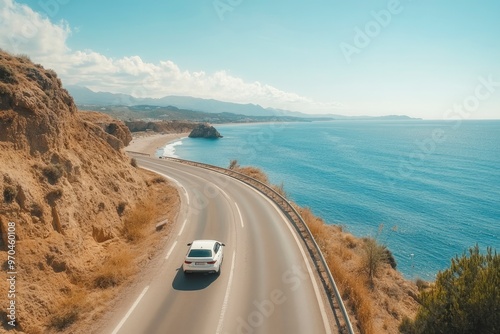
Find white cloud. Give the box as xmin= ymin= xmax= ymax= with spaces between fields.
xmin=0 ymin=0 xmax=344 ymax=113
xmin=0 ymin=0 xmax=70 ymax=57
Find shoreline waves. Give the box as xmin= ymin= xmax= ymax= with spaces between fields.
xmin=156 ymin=140 xmax=185 ymax=158
xmin=126 ymin=132 xmax=189 ymax=157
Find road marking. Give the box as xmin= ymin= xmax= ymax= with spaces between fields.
xmin=178 ymin=218 xmax=187 ymax=236
xmin=215 ymin=250 xmax=236 ymax=334
xmin=111 ymin=285 xmax=149 ymax=334
xmin=217 ymin=185 xmax=230 ymax=201
xmin=254 ymin=191 xmax=333 ymax=334
xmin=235 ymin=203 xmax=244 ymax=228
xmin=165 ymin=240 xmax=178 ymax=260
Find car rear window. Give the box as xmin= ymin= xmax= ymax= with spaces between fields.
xmin=188 ymin=249 xmax=212 ymax=257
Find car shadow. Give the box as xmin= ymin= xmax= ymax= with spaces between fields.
xmin=172 ymin=267 xmax=219 ymax=291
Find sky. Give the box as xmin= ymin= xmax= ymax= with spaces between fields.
xmin=1 ymin=0 xmax=499 ymax=119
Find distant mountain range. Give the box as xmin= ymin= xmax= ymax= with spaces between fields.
xmin=66 ymin=85 xmax=417 ymax=120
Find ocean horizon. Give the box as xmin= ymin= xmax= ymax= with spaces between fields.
xmin=158 ymin=120 xmax=500 ymax=279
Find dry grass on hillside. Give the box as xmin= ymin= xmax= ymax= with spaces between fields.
xmin=236 ymin=166 xmax=269 ymax=184
xmin=122 ymin=196 xmax=159 ymax=241
xmin=299 ymin=207 xmax=419 ymax=334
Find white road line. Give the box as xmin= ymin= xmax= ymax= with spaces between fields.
xmin=217 ymin=185 xmax=230 ymax=201
xmin=215 ymin=250 xmax=236 ymax=334
xmin=185 ymin=190 xmax=190 ymax=205
xmin=178 ymin=219 xmax=187 ymax=236
xmin=165 ymin=240 xmax=178 ymax=260
xmin=111 ymin=286 xmax=149 ymax=334
xmin=255 ymin=191 xmax=333 ymax=334
xmin=235 ymin=202 xmax=244 ymax=228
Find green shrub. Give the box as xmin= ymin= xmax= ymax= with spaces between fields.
xmin=0 ymin=64 xmax=16 ymax=84
xmin=383 ymin=245 xmax=397 ymax=269
xmin=362 ymin=237 xmax=389 ymax=285
xmin=30 ymin=203 xmax=44 ymax=217
xmin=46 ymin=188 xmax=63 ymax=204
xmin=3 ymin=185 xmax=17 ymax=203
xmin=116 ymin=201 xmax=127 ymax=216
xmin=400 ymin=245 xmax=499 ymax=334
xmin=43 ymin=164 xmax=64 ymax=184
xmin=228 ymin=159 xmax=240 ymax=170
xmin=415 ymin=278 xmax=430 ymax=291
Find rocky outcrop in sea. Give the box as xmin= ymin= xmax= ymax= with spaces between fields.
xmin=188 ymin=123 xmax=223 ymax=139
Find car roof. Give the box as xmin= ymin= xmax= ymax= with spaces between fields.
xmin=190 ymin=240 xmax=220 ymax=249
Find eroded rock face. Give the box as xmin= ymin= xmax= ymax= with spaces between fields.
xmin=188 ymin=123 xmax=223 ymax=139
xmin=79 ymin=111 xmax=133 ymax=149
xmin=0 ymin=53 xmax=132 ymax=154
xmin=0 ymin=56 xmax=79 ymax=154
xmin=0 ymin=51 xmax=153 ymax=332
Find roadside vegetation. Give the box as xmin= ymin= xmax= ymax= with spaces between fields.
xmin=122 ymin=196 xmax=159 ymax=241
xmin=400 ymin=245 xmax=499 ymax=334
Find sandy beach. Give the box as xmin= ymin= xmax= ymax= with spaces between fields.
xmin=125 ymin=132 xmax=189 ymax=157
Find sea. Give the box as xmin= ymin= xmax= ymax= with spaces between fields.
xmin=157 ymin=120 xmax=500 ymax=279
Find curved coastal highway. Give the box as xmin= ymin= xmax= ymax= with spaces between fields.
xmin=103 ymin=156 xmax=335 ymax=334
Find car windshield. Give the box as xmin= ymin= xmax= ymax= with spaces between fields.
xmin=188 ymin=249 xmax=212 ymax=257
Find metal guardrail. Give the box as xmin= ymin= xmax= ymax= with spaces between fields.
xmin=158 ymin=156 xmax=355 ymax=334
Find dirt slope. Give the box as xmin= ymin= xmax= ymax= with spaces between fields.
xmin=0 ymin=51 xmax=178 ymax=333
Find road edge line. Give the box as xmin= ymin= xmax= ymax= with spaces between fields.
xmin=165 ymin=240 xmax=178 ymax=260
xmin=216 ymin=250 xmax=236 ymax=334
xmin=111 ymin=285 xmax=150 ymax=334
xmin=255 ymin=190 xmax=333 ymax=334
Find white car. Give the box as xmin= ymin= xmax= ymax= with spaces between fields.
xmin=183 ymin=240 xmax=225 ymax=275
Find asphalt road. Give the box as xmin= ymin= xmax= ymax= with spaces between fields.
xmin=104 ymin=157 xmax=334 ymax=334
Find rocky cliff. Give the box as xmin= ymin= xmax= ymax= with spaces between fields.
xmin=79 ymin=111 xmax=133 ymax=150
xmin=0 ymin=51 xmax=178 ymax=333
xmin=188 ymin=123 xmax=223 ymax=139
xmin=125 ymin=119 xmax=196 ymax=134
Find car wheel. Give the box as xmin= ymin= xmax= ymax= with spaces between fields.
xmin=216 ymin=266 xmax=221 ymax=276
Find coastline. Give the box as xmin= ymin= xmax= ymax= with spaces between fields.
xmin=125 ymin=132 xmax=189 ymax=157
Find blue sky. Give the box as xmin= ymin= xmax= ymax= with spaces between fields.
xmin=1 ymin=0 xmax=499 ymax=118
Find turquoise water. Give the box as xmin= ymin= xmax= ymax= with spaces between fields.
xmin=169 ymin=120 xmax=500 ymax=279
